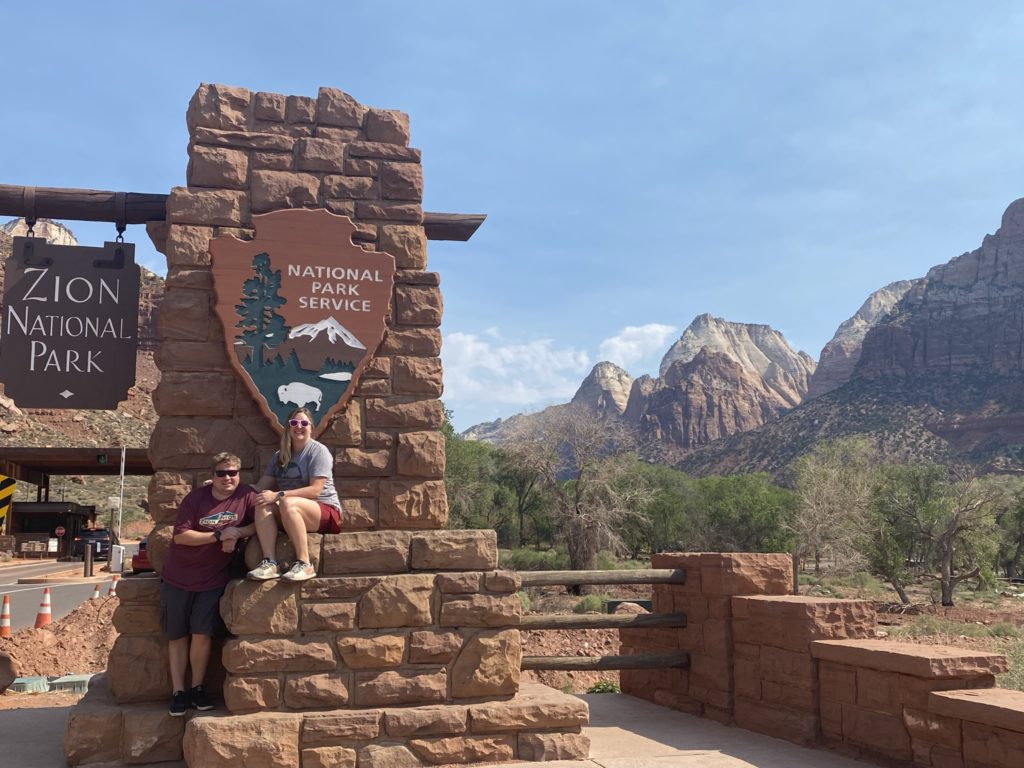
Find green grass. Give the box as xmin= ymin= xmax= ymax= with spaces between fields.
xmin=997 ymin=639 xmax=1024 ymax=692
xmin=587 ymin=681 xmax=621 ymax=693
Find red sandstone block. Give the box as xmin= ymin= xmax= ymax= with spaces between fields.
xmin=820 ymin=698 xmax=843 ymax=740
xmin=733 ymin=658 xmax=761 ymax=700
xmin=904 ymin=707 xmax=962 ymax=751
xmin=841 ymin=703 xmax=912 ymax=761
xmin=652 ymin=553 xmax=702 ymax=593
xmin=674 ymin=594 xmax=709 ymax=622
xmin=704 ymin=705 xmax=732 ymax=725
xmin=707 ymin=597 xmax=732 ymax=620
xmin=811 ymin=640 xmax=1008 ymax=679
xmin=733 ymin=642 xmax=759 ymax=661
xmin=962 ymin=720 xmax=1024 ymax=768
xmin=763 ymin=680 xmax=816 ymax=712
xmin=689 ymin=654 xmax=731 ymax=693
xmin=857 ymin=668 xmax=902 ymax=716
xmin=819 ymin=661 xmax=857 ymax=705
xmin=902 ymin=675 xmax=995 ymax=711
xmin=702 ymin=619 xmax=731 ymax=659
xmin=759 ymin=645 xmax=815 ymax=687
xmin=930 ymin=688 xmax=1024 ymax=734
xmin=699 ymin=553 xmax=792 ymax=596
xmin=930 ymin=745 xmax=965 ymax=768
xmin=735 ymin=697 xmax=817 ymax=746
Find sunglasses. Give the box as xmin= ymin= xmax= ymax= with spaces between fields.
xmin=289 ymin=419 xmax=310 ymax=427
xmin=214 ymin=469 xmax=239 ymax=478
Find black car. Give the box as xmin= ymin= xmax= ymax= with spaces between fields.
xmin=73 ymin=528 xmax=117 ymax=560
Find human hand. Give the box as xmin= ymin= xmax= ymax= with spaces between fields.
xmin=257 ymin=490 xmax=279 ymax=506
xmin=221 ymin=539 xmax=237 ymax=553
xmin=219 ymin=527 xmax=242 ymax=541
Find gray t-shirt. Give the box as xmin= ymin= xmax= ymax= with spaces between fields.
xmin=264 ymin=440 xmax=341 ymax=510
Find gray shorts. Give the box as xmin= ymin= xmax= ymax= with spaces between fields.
xmin=159 ymin=581 xmax=226 ymax=640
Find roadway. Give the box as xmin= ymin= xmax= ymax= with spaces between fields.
xmin=1 ymin=544 xmax=139 ymax=632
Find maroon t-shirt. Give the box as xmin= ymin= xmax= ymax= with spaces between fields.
xmin=161 ymin=484 xmax=256 ymax=592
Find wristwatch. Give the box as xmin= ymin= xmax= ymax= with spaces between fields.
xmin=213 ymin=529 xmax=222 ymax=542
xmin=277 ymin=491 xmax=285 ymax=500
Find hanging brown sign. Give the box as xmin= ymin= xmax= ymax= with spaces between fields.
xmin=211 ymin=209 xmax=395 ymax=436
xmin=0 ymin=237 xmax=140 ymax=409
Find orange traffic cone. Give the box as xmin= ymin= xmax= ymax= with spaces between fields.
xmin=0 ymin=594 xmax=11 ymax=638
xmin=34 ymin=588 xmax=52 ymax=628
xmin=107 ymin=574 xmax=120 ymax=597
xmin=91 ymin=583 xmax=101 ymax=600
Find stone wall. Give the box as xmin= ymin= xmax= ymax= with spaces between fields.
xmin=145 ymin=82 xmax=443 ymax=572
xmin=621 ymin=552 xmax=1024 ymax=768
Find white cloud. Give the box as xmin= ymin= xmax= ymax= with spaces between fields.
xmin=442 ymin=331 xmax=592 ymax=408
xmin=598 ymin=323 xmax=678 ymax=368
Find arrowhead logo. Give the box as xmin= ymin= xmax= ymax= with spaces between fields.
xmin=211 ymin=209 xmax=395 ymax=437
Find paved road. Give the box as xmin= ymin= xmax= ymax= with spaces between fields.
xmin=0 ymin=546 xmax=139 ymax=631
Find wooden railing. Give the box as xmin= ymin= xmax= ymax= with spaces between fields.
xmin=516 ymin=568 xmax=690 ymax=672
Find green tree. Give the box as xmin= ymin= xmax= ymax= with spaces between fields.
xmin=503 ymin=406 xmax=651 ymax=581
xmin=870 ymin=464 xmax=1002 ymax=606
xmin=690 ymin=474 xmax=795 ymax=553
xmin=234 ymin=252 xmax=288 ymax=367
xmin=790 ymin=437 xmax=876 ymax=592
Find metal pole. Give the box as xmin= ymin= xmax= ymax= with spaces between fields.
xmin=116 ymin=447 xmax=126 ymax=542
xmin=83 ymin=544 xmax=93 ymax=578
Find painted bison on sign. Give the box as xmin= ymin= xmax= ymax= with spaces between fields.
xmin=277 ymin=381 xmax=322 ymax=410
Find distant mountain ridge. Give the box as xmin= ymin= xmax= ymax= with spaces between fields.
xmin=679 ymin=197 xmax=1024 ymax=476
xmin=463 ymin=315 xmax=815 ymax=461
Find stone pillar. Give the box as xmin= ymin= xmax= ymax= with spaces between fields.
xmin=620 ymin=552 xmax=792 ymax=723
xmin=145 ymin=83 xmax=442 ymax=571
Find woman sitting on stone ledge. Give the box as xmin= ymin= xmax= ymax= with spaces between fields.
xmin=247 ymin=406 xmax=342 ymax=582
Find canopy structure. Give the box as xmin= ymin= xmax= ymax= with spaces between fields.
xmin=0 ymin=447 xmax=151 ymax=498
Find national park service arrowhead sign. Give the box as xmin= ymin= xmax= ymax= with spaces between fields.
xmin=211 ymin=209 xmax=395 ymax=436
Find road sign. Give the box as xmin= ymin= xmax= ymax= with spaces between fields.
xmin=54 ymin=526 xmax=66 ymax=537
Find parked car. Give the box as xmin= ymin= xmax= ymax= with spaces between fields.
xmin=131 ymin=537 xmax=152 ymax=573
xmin=72 ymin=528 xmax=117 ymax=560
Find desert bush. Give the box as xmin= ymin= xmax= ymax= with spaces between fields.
xmin=573 ymin=594 xmax=612 ymax=614
xmin=587 ymin=681 xmax=620 ymax=693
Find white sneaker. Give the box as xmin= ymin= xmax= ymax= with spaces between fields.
xmin=247 ymin=559 xmax=280 ymax=581
xmin=280 ymin=560 xmax=315 ymax=582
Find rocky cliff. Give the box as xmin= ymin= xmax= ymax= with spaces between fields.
xmin=625 ymin=348 xmax=788 ymax=463
xmin=660 ymin=314 xmax=815 ymax=407
xmin=571 ymin=361 xmax=632 ymax=416
xmin=806 ymin=279 xmax=920 ymax=399
xmin=680 ymin=197 xmax=1024 ymax=477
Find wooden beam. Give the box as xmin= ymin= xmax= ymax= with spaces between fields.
xmin=0 ymin=184 xmax=485 ymax=241
xmin=521 ymin=652 xmax=690 ymax=671
xmin=519 ymin=612 xmax=687 ymax=630
xmin=517 ymin=569 xmax=686 ymax=587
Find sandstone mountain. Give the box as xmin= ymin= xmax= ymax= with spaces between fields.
xmin=464 ymin=316 xmax=814 ymax=464
xmin=660 ymin=313 xmax=815 ymax=408
xmin=806 ymin=279 xmax=920 ymax=399
xmin=679 ymin=197 xmax=1024 ymax=477
xmin=571 ymin=361 xmax=632 ymax=417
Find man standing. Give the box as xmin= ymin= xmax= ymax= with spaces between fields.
xmin=160 ymin=452 xmax=256 ymax=716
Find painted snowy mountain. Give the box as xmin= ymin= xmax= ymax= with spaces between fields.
xmin=289 ymin=317 xmax=366 ymax=349
xmin=275 ymin=317 xmax=366 ymax=371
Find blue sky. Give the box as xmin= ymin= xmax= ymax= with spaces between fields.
xmin=3 ymin=2 xmax=1024 ymax=430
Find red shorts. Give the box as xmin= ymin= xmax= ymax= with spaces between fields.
xmin=318 ymin=503 xmax=341 ymax=534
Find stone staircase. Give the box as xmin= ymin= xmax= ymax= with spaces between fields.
xmin=65 ymin=530 xmax=590 ymax=766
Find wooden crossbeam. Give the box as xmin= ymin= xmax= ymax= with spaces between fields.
xmin=521 ymin=652 xmax=690 ymax=671
xmin=517 ymin=569 xmax=686 ymax=587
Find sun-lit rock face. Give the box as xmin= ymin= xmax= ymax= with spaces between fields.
xmin=659 ymin=314 xmax=815 ymax=408
xmin=807 ymin=279 xmax=920 ymax=399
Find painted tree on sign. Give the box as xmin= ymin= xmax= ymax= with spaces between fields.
xmin=235 ymin=252 xmax=288 ymax=367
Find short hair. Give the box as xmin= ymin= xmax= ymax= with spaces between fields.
xmin=212 ymin=452 xmax=241 ymax=469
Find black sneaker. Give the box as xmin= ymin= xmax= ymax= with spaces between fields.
xmin=169 ymin=689 xmax=188 ymax=717
xmin=190 ymin=684 xmax=214 ymax=711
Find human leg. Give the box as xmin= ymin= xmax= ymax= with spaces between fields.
xmin=248 ymin=502 xmax=282 ymax=580
xmin=276 ymin=497 xmax=321 ymax=563
xmin=160 ymin=582 xmax=194 ymax=715
xmin=168 ymin=636 xmax=189 ymax=694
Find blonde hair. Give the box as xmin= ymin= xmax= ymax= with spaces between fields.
xmin=279 ymin=407 xmax=314 ymax=468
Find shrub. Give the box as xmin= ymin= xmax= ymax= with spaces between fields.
xmin=517 ymin=590 xmax=530 ymax=613
xmin=499 ymin=547 xmax=570 ymax=571
xmin=586 ymin=681 xmax=620 ymax=693
xmin=573 ymin=594 xmax=611 ymax=614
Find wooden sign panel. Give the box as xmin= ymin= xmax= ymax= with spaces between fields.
xmin=211 ymin=209 xmax=395 ymax=436
xmin=0 ymin=238 xmax=139 ymax=408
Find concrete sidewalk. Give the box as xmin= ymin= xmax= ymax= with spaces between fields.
xmin=1 ymin=692 xmax=871 ymax=768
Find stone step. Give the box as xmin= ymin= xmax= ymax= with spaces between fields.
xmin=185 ymin=682 xmax=590 ymax=767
